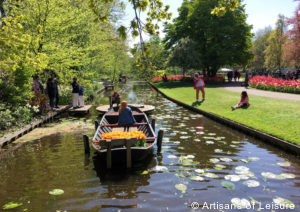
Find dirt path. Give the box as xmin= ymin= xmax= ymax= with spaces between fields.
xmin=223 ymin=84 xmax=300 ymax=101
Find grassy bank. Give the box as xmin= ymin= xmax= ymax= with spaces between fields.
xmin=154 ymin=81 xmax=300 ymax=145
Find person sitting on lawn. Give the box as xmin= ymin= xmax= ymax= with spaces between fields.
xmin=231 ymin=91 xmax=250 ymax=110
xmin=112 ymin=91 xmax=121 ymax=106
xmin=118 ymin=101 xmax=136 ymax=131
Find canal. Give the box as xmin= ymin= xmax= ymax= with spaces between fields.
xmin=0 ymin=82 xmax=299 ymax=211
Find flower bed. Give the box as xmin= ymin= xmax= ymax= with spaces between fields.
xmin=249 ymin=76 xmax=300 ymax=94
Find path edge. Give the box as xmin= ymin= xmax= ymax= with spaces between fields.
xmin=149 ymin=82 xmax=300 ymax=156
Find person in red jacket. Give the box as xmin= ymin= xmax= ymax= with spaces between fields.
xmin=193 ymin=73 xmax=205 ymax=102
xmin=232 ymin=91 xmax=250 ymax=110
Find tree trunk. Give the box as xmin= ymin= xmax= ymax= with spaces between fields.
xmin=0 ymin=0 xmax=6 ymax=21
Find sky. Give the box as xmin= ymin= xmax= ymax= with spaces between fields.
xmin=121 ymin=0 xmax=299 ymax=46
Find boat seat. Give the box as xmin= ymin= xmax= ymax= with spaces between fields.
xmin=101 ymin=123 xmax=148 ymax=127
xmin=112 ymin=127 xmax=138 ymax=132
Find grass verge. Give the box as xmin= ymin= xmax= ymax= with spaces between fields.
xmin=154 ymin=81 xmax=300 ymax=145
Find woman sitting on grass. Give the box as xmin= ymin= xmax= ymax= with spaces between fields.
xmin=232 ymin=91 xmax=250 ymax=110
xmin=118 ymin=101 xmax=136 ymax=131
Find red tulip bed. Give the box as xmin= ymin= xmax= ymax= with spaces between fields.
xmin=249 ymin=76 xmax=300 ymax=94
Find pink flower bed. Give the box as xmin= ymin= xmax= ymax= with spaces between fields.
xmin=249 ymin=76 xmax=300 ymax=94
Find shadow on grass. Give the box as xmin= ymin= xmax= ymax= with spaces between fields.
xmin=191 ymin=99 xmax=205 ymax=107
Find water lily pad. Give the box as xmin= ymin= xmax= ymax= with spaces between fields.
xmin=248 ymin=157 xmax=259 ymax=161
xmin=154 ymin=166 xmax=168 ymax=172
xmin=49 ymin=189 xmax=64 ymax=196
xmin=221 ymin=181 xmax=235 ymax=189
xmin=196 ymin=132 xmax=204 ymax=135
xmin=214 ymin=164 xmax=226 ymax=170
xmin=167 ymin=155 xmax=177 ymax=159
xmin=279 ymin=173 xmax=296 ymax=179
xmin=190 ymin=176 xmax=205 ymax=181
xmin=178 ymin=147 xmax=185 ymax=150
xmin=243 ymin=180 xmax=260 ymax=187
xmin=208 ymin=133 xmax=216 ymax=136
xmin=220 ymin=158 xmax=233 ymax=162
xmin=195 ymin=126 xmax=203 ymax=129
xmin=179 ymin=136 xmax=189 ymax=139
xmin=173 ymin=141 xmax=181 ymax=144
xmin=225 ymin=175 xmax=241 ymax=182
xmin=175 ymin=173 xmax=186 ymax=178
xmin=273 ymin=197 xmax=295 ymax=209
xmin=194 ymin=139 xmax=201 ymax=142
xmin=204 ymin=173 xmax=218 ymax=178
xmin=240 ymin=159 xmax=250 ymax=163
xmin=230 ymin=144 xmax=239 ymax=148
xmin=277 ymin=161 xmax=291 ymax=167
xmin=206 ymin=141 xmax=214 ymax=144
xmin=209 ymin=158 xmax=220 ymax=163
xmin=261 ymin=172 xmax=277 ymax=179
xmin=175 ymin=184 xmax=187 ymax=193
xmin=180 ymin=132 xmax=188 ymax=135
xmin=232 ymin=141 xmax=240 ymax=144
xmin=163 ymin=138 xmax=170 ymax=143
xmin=185 ymin=155 xmax=195 ymax=159
xmin=214 ymin=149 xmax=223 ymax=153
xmin=195 ymin=169 xmax=205 ymax=174
xmin=235 ymin=166 xmax=249 ymax=175
xmin=2 ymin=202 xmax=23 ymax=210
xmin=231 ymin=198 xmax=251 ymax=209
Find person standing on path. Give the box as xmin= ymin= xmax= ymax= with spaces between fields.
xmin=78 ymin=83 xmax=84 ymax=108
xmin=47 ymin=78 xmax=56 ymax=110
xmin=33 ymin=75 xmax=44 ymax=94
xmin=50 ymin=73 xmax=59 ymax=108
xmin=72 ymin=77 xmax=80 ymax=108
xmin=193 ymin=73 xmax=205 ymax=102
xmin=245 ymin=70 xmax=250 ymax=88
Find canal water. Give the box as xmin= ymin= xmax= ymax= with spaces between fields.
xmin=0 ymin=82 xmax=299 ymax=211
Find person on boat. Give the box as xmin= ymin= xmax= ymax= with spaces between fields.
xmin=193 ymin=73 xmax=205 ymax=102
xmin=118 ymin=101 xmax=136 ymax=131
xmin=231 ymin=91 xmax=250 ymax=110
xmin=112 ymin=91 xmax=121 ymax=106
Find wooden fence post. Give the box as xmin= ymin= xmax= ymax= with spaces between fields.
xmin=125 ymin=138 xmax=132 ymax=168
xmin=157 ymin=130 xmax=163 ymax=153
xmin=83 ymin=135 xmax=90 ymax=154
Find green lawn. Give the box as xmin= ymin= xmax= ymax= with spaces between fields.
xmin=154 ymin=81 xmax=300 ymax=145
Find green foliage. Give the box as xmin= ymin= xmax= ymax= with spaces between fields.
xmin=264 ymin=15 xmax=286 ymax=70
xmin=250 ymin=27 xmax=272 ymax=70
xmin=164 ymin=0 xmax=253 ymax=76
xmin=167 ymin=38 xmax=201 ymax=75
xmin=211 ymin=0 xmax=240 ymax=16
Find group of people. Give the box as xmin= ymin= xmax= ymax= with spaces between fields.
xmin=227 ymin=69 xmax=241 ymax=82
xmin=33 ymin=74 xmax=86 ymax=110
xmin=32 ymin=73 xmax=59 ymax=110
xmin=193 ymin=73 xmax=250 ymax=110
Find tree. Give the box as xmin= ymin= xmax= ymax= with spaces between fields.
xmin=250 ymin=27 xmax=272 ymax=70
xmin=264 ymin=15 xmax=286 ymax=70
xmin=164 ymin=0 xmax=253 ymax=76
xmin=167 ymin=38 xmax=201 ymax=75
xmin=282 ymin=3 xmax=300 ymax=67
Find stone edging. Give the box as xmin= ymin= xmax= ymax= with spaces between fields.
xmin=149 ymin=82 xmax=300 ymax=156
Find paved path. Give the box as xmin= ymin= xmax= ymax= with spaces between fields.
xmin=223 ymin=84 xmax=300 ymax=101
